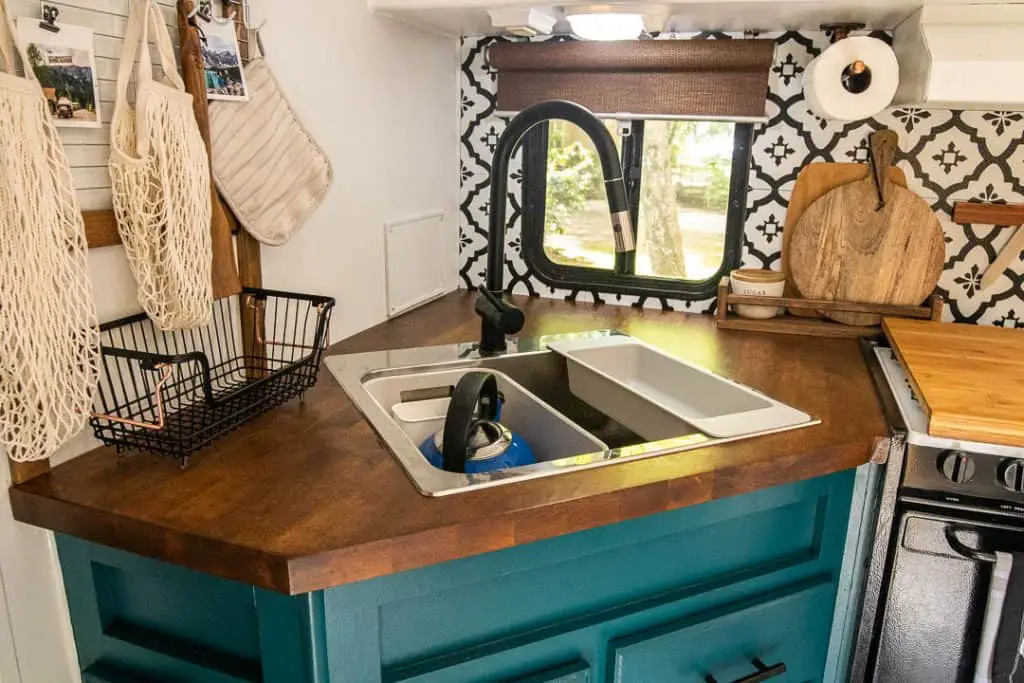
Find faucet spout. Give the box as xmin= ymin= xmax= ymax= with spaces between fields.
xmin=478 ymin=100 xmax=635 ymax=354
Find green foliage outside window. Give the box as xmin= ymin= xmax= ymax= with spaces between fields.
xmin=544 ymin=125 xmax=602 ymax=235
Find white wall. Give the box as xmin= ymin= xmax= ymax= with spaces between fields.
xmin=0 ymin=2 xmax=460 ymax=681
xmin=257 ymin=1 xmax=461 ymax=341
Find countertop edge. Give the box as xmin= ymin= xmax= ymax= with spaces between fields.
xmin=9 ymin=489 xmax=293 ymax=592
xmin=13 ymin=437 xmax=876 ymax=595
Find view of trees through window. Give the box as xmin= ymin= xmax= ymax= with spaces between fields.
xmin=542 ymin=120 xmax=736 ymax=282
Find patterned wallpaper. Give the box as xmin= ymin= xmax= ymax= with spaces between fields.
xmin=459 ymin=31 xmax=1024 ymax=325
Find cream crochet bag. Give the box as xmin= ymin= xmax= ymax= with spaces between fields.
xmin=208 ymin=41 xmax=332 ymax=246
xmin=110 ymin=0 xmax=212 ymax=331
xmin=0 ymin=0 xmax=99 ymax=462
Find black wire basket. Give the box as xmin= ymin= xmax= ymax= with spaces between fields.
xmin=90 ymin=288 xmax=335 ymax=465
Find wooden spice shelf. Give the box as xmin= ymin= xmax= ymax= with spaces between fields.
xmin=714 ymin=277 xmax=942 ymax=338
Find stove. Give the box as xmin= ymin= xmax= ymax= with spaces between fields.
xmin=850 ymin=343 xmax=1024 ymax=683
xmin=874 ymin=346 xmax=1024 ymax=517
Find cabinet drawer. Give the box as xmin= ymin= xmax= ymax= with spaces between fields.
xmin=508 ymin=660 xmax=590 ymax=682
xmin=610 ymin=577 xmax=834 ymax=683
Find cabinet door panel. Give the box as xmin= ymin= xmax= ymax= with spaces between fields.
xmin=610 ymin=578 xmax=834 ymax=683
xmin=507 ymin=660 xmax=590 ymax=682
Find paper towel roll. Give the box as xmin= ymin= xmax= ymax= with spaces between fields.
xmin=804 ymin=36 xmax=899 ymax=122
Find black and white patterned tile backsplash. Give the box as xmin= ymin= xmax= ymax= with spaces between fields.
xmin=459 ymin=31 xmax=1024 ymax=325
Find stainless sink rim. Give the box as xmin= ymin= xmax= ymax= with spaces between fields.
xmin=323 ymin=331 xmax=820 ymax=497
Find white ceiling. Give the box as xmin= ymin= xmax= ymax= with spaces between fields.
xmin=370 ymin=0 xmax=1011 ymax=36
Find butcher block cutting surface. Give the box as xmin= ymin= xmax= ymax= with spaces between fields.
xmin=10 ymin=294 xmax=888 ymax=595
xmin=884 ymin=317 xmax=1024 ymax=447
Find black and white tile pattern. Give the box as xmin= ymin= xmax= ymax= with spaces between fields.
xmin=459 ymin=31 xmax=1024 ymax=323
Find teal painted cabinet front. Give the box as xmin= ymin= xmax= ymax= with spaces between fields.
xmin=609 ymin=578 xmax=834 ymax=682
xmin=56 ymin=470 xmax=854 ymax=683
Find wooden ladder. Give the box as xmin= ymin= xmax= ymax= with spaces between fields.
xmin=9 ymin=0 xmax=263 ymax=484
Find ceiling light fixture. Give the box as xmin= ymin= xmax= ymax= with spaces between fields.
xmin=566 ymin=11 xmax=645 ymax=41
xmin=564 ymin=5 xmax=669 ymax=41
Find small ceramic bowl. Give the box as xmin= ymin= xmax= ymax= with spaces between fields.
xmin=730 ymin=269 xmax=786 ymax=319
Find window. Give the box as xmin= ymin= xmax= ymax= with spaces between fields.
xmin=522 ymin=119 xmax=753 ymax=299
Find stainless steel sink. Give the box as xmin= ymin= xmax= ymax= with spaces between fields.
xmin=324 ymin=331 xmax=819 ymax=497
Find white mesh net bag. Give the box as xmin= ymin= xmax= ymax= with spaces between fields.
xmin=0 ymin=0 xmax=99 ymax=462
xmin=110 ymin=0 xmax=212 ymax=331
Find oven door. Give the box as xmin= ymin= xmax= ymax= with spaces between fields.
xmin=873 ymin=510 xmax=1024 ymax=683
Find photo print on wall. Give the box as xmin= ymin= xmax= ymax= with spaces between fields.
xmin=16 ymin=17 xmax=101 ymax=128
xmin=200 ymin=16 xmax=248 ymax=102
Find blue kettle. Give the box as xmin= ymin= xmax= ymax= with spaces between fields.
xmin=419 ymin=372 xmax=536 ymax=474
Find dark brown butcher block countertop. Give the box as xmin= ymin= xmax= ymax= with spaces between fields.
xmin=10 ymin=293 xmax=889 ymax=595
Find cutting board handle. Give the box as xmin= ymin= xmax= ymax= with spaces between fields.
xmin=869 ymin=130 xmax=899 ymax=210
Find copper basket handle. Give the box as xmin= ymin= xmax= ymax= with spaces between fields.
xmin=91 ymin=364 xmax=174 ymax=431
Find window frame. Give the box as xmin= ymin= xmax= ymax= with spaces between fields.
xmin=521 ymin=120 xmax=754 ymax=300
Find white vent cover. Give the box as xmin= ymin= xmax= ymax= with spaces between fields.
xmin=894 ymin=5 xmax=1024 ymax=111
xmin=384 ymin=210 xmax=451 ymax=318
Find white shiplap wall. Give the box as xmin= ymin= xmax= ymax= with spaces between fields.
xmin=6 ymin=0 xmax=179 ymax=210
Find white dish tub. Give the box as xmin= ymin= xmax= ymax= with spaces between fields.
xmin=547 ymin=335 xmax=814 ymax=440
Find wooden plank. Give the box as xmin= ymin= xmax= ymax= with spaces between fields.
xmin=717 ymin=315 xmax=881 ymax=339
xmin=231 ymin=0 xmax=266 ymax=377
xmin=952 ymin=202 xmax=1024 ymax=226
xmin=84 ymin=210 xmax=121 ymax=248
xmin=727 ymin=294 xmax=934 ymax=318
xmin=8 ymin=460 xmax=50 ymax=485
xmin=884 ymin=317 xmax=1024 ymax=446
xmin=177 ymin=0 xmax=241 ymax=300
xmin=715 ymin=277 xmax=729 ymax=324
xmin=237 ymin=230 xmax=265 ymax=376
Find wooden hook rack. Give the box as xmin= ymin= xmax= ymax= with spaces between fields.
xmin=952 ymin=202 xmax=1024 ymax=293
xmin=952 ymin=202 xmax=1024 ymax=226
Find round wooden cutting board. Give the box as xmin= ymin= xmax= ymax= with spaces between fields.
xmin=789 ymin=131 xmax=945 ymax=326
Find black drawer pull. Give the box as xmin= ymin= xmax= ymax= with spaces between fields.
xmin=704 ymin=658 xmax=786 ymax=683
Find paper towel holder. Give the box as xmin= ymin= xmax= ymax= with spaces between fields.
xmin=820 ymin=22 xmax=874 ymax=95
xmin=821 ymin=22 xmax=866 ymax=43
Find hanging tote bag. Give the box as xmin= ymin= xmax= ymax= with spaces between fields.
xmin=0 ymin=0 xmax=99 ymax=462
xmin=208 ymin=37 xmax=332 ymax=246
xmin=110 ymin=0 xmax=212 ymax=330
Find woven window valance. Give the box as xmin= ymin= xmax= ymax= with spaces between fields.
xmin=489 ymin=39 xmax=776 ymax=120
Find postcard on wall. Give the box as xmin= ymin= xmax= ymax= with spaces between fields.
xmin=201 ymin=18 xmax=249 ymax=102
xmin=16 ymin=18 xmax=102 ymax=128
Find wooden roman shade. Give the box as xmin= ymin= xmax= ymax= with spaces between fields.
xmin=489 ymin=39 xmax=776 ymax=119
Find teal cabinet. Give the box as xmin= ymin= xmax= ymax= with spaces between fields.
xmin=56 ymin=470 xmax=854 ymax=683
xmin=508 ymin=662 xmax=591 ymax=682
xmin=610 ymin=578 xmax=834 ymax=682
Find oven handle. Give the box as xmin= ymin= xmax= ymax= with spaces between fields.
xmin=946 ymin=525 xmax=998 ymax=564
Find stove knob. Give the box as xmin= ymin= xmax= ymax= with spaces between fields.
xmin=998 ymin=459 xmax=1024 ymax=493
xmin=938 ymin=451 xmax=976 ymax=484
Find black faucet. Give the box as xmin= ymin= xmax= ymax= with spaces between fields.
xmin=476 ymin=100 xmax=636 ymax=354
